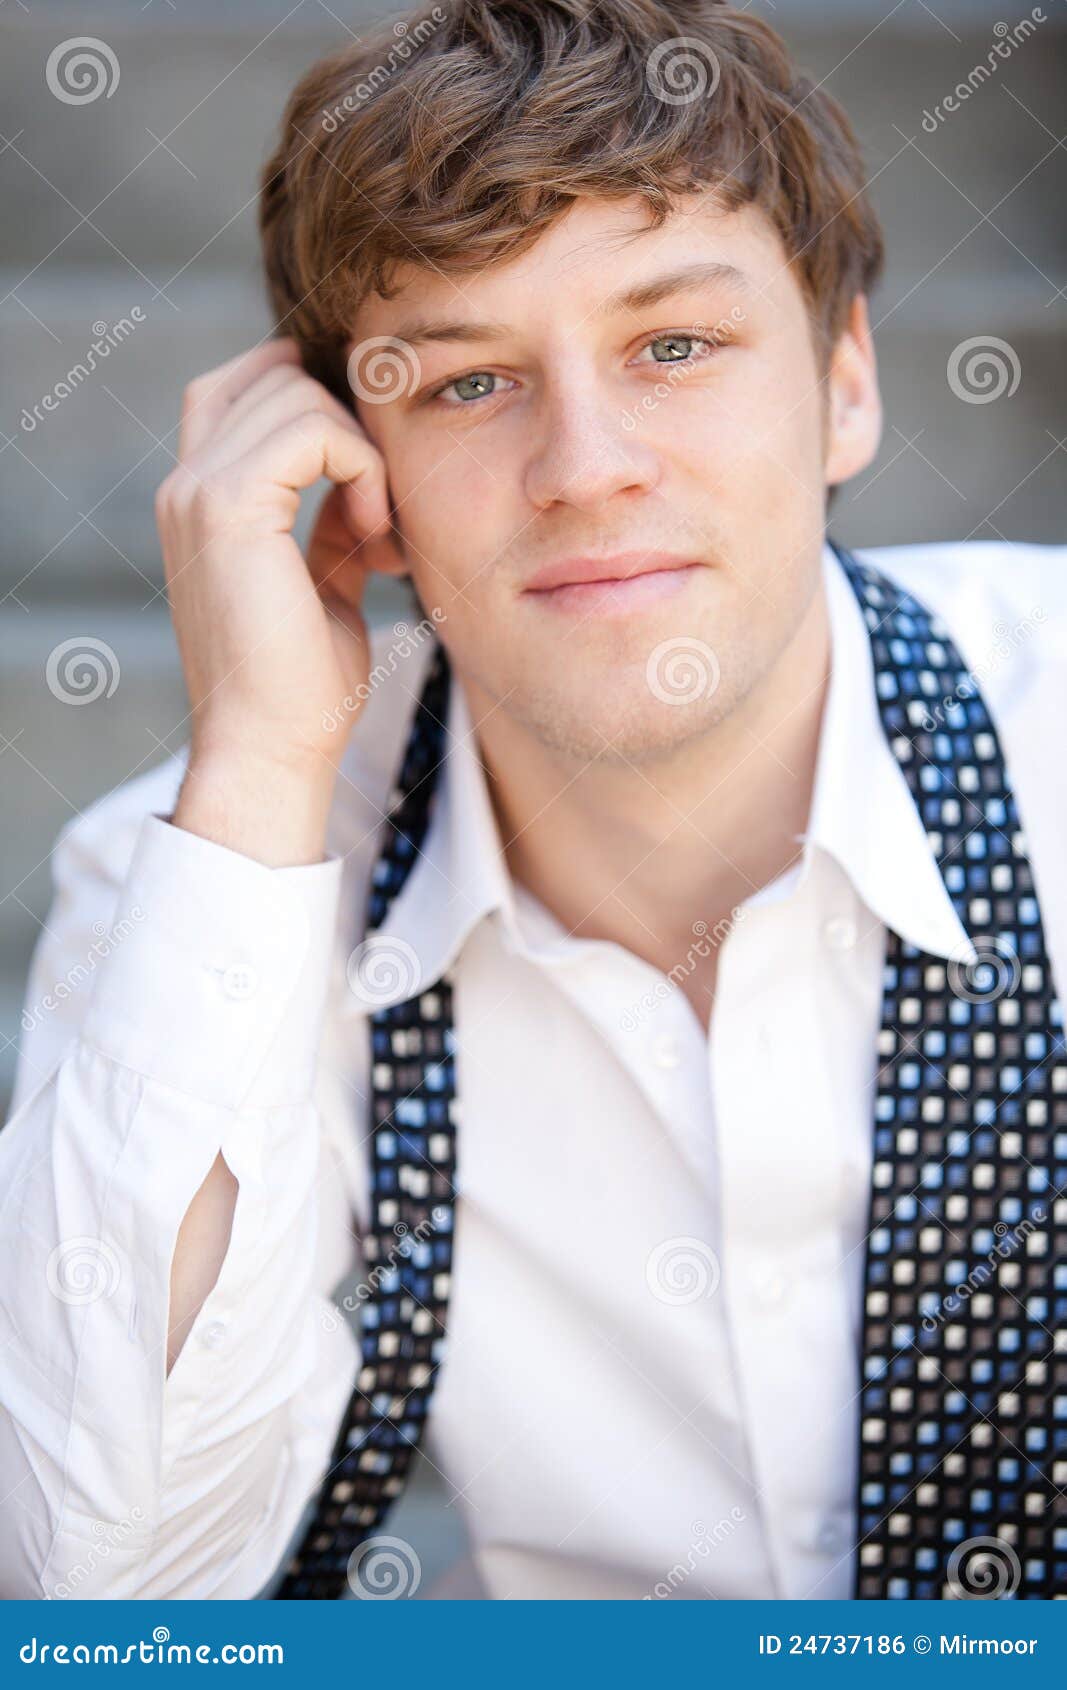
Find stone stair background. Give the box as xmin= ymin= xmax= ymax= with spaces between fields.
xmin=1 ymin=0 xmax=1064 ymax=1600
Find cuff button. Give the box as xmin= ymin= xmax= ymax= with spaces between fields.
xmin=221 ymin=962 xmax=259 ymax=999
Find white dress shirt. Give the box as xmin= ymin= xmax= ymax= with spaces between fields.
xmin=1 ymin=537 xmax=1065 ymax=1601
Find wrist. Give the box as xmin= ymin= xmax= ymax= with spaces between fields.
xmin=174 ymin=745 xmax=337 ymax=867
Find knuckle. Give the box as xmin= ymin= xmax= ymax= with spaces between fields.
xmin=181 ymin=372 xmax=214 ymax=406
xmin=159 ymin=463 xmax=247 ymax=530
xmin=154 ymin=467 xmax=182 ymax=516
xmin=290 ymin=371 xmax=322 ymax=401
xmin=282 ymin=406 xmax=327 ymax=445
xmin=190 ymin=472 xmax=245 ymax=521
xmin=156 ymin=463 xmax=195 ymax=511
xmin=282 ymin=373 xmax=331 ymax=418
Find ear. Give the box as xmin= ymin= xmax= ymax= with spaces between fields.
xmin=824 ymin=293 xmax=883 ymax=488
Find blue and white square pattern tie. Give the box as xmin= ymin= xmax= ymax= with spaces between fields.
xmin=835 ymin=544 xmax=1067 ymax=1599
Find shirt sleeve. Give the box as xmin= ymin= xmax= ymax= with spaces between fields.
xmin=0 ymin=805 xmax=361 ymax=1599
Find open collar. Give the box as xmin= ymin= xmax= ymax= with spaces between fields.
xmin=802 ymin=541 xmax=977 ymax=964
xmin=340 ymin=540 xmax=977 ymax=1015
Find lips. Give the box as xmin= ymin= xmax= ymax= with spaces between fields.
xmin=521 ymin=558 xmax=705 ymax=618
xmin=522 ymin=551 xmax=703 ymax=593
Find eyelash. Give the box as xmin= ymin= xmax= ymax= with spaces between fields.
xmin=424 ymin=330 xmax=723 ymax=408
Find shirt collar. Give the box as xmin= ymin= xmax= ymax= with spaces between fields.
xmin=793 ymin=539 xmax=977 ymax=964
xmin=341 ymin=539 xmax=976 ymax=1014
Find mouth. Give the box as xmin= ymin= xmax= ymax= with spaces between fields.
xmin=521 ymin=552 xmax=706 ymax=617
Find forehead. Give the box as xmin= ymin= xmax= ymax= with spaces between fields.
xmin=349 ymin=193 xmax=799 ymax=345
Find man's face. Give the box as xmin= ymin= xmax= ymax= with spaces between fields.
xmin=348 ymin=193 xmax=880 ymax=763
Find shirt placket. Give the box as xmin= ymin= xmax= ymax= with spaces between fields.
xmin=501 ymin=934 xmax=776 ymax=1590
xmin=709 ymin=878 xmax=873 ymax=1598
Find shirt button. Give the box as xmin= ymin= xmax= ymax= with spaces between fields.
xmin=816 ymin=1518 xmax=849 ymax=1554
xmin=650 ymin=1034 xmax=683 ymax=1069
xmin=221 ymin=962 xmax=259 ymax=999
xmin=752 ymin=1267 xmax=788 ymax=1306
xmin=823 ymin=915 xmax=858 ymax=951
xmin=199 ymin=1320 xmax=228 ymax=1349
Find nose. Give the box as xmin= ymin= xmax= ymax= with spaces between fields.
xmin=523 ymin=369 xmax=662 ymax=511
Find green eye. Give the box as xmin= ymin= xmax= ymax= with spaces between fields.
xmin=644 ymin=333 xmax=712 ymax=364
xmin=446 ymin=371 xmax=497 ymax=403
xmin=428 ymin=330 xmax=720 ymax=409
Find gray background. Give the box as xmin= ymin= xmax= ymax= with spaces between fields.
xmin=1 ymin=0 xmax=1065 ymax=1593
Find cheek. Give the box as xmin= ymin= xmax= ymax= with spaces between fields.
xmin=394 ymin=450 xmax=511 ymax=612
xmin=691 ymin=350 xmax=825 ymax=499
xmin=393 ymin=445 xmax=482 ymax=554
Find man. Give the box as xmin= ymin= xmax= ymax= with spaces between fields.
xmin=1 ymin=0 xmax=1064 ymax=1602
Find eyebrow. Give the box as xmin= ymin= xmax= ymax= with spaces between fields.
xmin=387 ymin=261 xmax=754 ymax=349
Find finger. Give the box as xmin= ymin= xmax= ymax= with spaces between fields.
xmin=306 ymin=484 xmax=371 ymax=605
xmin=214 ymin=359 xmax=348 ymax=439
xmin=307 ymin=484 xmax=406 ymax=605
xmin=178 ymin=339 xmax=302 ymax=458
xmin=253 ymin=410 xmax=393 ymax=535
xmin=198 ymin=372 xmax=362 ymax=475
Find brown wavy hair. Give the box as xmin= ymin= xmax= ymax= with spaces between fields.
xmin=259 ymin=0 xmax=885 ymax=406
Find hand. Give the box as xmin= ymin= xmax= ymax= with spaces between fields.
xmin=156 ymin=336 xmax=393 ymax=1351
xmin=155 ymin=337 xmax=405 ymax=782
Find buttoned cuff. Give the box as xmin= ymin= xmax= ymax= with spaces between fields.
xmin=82 ymin=812 xmax=344 ymax=1110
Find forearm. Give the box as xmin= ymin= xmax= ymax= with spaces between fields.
xmin=165 ymin=752 xmax=337 ymax=1373
xmin=167 ymin=1149 xmax=239 ymax=1375
xmin=0 ymin=801 xmax=349 ymax=1596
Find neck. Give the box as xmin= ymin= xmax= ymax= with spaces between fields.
xmin=459 ymin=575 xmax=832 ymax=1029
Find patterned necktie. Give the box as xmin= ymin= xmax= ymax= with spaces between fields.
xmin=841 ymin=545 xmax=1067 ymax=1600
xmin=274 ymin=544 xmax=1066 ymax=1600
xmin=272 ymin=646 xmax=457 ymax=1599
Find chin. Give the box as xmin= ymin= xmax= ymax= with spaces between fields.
xmin=513 ymin=678 xmax=731 ymax=766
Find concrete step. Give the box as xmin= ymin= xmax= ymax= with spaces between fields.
xmin=2 ymin=8 xmax=1063 ymax=270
